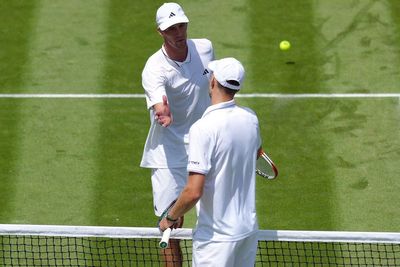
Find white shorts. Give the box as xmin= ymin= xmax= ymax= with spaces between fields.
xmin=192 ymin=232 xmax=258 ymax=267
xmin=151 ymin=167 xmax=187 ymax=216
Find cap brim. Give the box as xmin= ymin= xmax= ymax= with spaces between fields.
xmin=159 ymin=16 xmax=189 ymax=31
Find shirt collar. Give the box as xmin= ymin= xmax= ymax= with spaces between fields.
xmin=202 ymin=99 xmax=236 ymax=118
xmin=161 ymin=44 xmax=191 ymax=67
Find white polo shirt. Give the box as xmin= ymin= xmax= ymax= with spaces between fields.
xmin=188 ymin=100 xmax=261 ymax=241
xmin=140 ymin=39 xmax=214 ymax=168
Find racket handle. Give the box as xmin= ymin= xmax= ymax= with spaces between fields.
xmin=159 ymin=228 xmax=172 ymax=249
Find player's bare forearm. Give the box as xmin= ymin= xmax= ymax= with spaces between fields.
xmin=158 ymin=194 xmax=195 ymax=231
xmin=170 ymin=188 xmax=200 ymax=218
xmin=159 ymin=172 xmax=205 ymax=231
xmin=159 ymin=189 xmax=199 ymax=231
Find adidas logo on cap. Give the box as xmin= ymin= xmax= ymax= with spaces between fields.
xmin=156 ymin=3 xmax=189 ymax=31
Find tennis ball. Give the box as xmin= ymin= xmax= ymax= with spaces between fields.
xmin=279 ymin=40 xmax=291 ymax=51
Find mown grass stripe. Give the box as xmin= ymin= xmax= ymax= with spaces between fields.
xmin=11 ymin=0 xmax=109 ymax=225
xmin=314 ymin=0 xmax=400 ymax=230
xmin=314 ymin=0 xmax=400 ymax=92
xmin=21 ymin=0 xmax=109 ymax=93
xmin=246 ymin=0 xmax=336 ymax=230
xmin=0 ymin=2 xmax=37 ymax=222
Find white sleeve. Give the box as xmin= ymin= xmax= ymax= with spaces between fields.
xmin=187 ymin=123 xmax=212 ymax=174
xmin=142 ymin=62 xmax=166 ymax=109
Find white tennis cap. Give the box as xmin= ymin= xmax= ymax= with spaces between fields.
xmin=156 ymin=3 xmax=189 ymax=31
xmin=208 ymin=57 xmax=245 ymax=90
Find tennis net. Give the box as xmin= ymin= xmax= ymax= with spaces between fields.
xmin=1 ymin=224 xmax=399 ymax=266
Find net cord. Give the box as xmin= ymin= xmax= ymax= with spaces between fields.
xmin=0 ymin=224 xmax=399 ymax=244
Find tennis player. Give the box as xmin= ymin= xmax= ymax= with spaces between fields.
xmin=140 ymin=2 xmax=214 ymax=266
xmin=159 ymin=57 xmax=261 ymax=267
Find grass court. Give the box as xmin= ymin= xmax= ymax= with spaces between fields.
xmin=0 ymin=0 xmax=399 ymax=232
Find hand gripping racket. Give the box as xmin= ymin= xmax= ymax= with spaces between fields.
xmin=158 ymin=199 xmax=177 ymax=249
xmin=159 ymin=228 xmax=172 ymax=249
xmin=256 ymin=150 xmax=278 ymax=179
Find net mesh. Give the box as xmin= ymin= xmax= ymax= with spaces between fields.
xmin=1 ymin=235 xmax=187 ymax=266
xmin=1 ymin=225 xmax=399 ymax=267
xmin=257 ymin=241 xmax=399 ymax=266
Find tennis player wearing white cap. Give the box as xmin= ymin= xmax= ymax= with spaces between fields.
xmin=140 ymin=2 xmax=214 ymax=266
xmin=159 ymin=57 xmax=262 ymax=267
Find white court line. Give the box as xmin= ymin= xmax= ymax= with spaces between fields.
xmin=237 ymin=93 xmax=400 ymax=98
xmin=0 ymin=93 xmax=399 ymax=99
xmin=0 ymin=94 xmax=144 ymax=98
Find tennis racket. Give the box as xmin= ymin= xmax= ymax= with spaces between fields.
xmin=158 ymin=199 xmax=176 ymax=249
xmin=159 ymin=228 xmax=172 ymax=249
xmin=256 ymin=150 xmax=278 ymax=179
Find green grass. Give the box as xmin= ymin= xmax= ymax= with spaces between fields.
xmin=245 ymin=98 xmax=336 ymax=230
xmin=101 ymin=0 xmax=163 ymax=92
xmin=91 ymin=99 xmax=153 ymax=226
xmin=248 ymin=0 xmax=322 ymax=93
xmin=242 ymin=97 xmax=400 ymax=231
xmin=0 ymin=1 xmax=36 ymax=90
xmin=0 ymin=1 xmax=37 ymax=221
xmin=0 ymin=0 xmax=399 ymax=233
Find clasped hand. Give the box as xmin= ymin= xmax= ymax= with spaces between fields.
xmin=154 ymin=95 xmax=173 ymax=127
xmin=158 ymin=216 xmax=184 ymax=232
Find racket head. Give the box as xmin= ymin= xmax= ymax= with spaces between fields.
xmin=256 ymin=151 xmax=278 ymax=179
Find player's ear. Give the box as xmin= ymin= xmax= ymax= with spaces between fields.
xmin=210 ymin=75 xmax=216 ymax=89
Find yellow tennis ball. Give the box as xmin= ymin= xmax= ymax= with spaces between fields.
xmin=279 ymin=40 xmax=291 ymax=51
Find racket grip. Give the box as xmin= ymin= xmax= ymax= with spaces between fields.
xmin=159 ymin=228 xmax=172 ymax=249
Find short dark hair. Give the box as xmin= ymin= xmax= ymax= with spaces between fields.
xmin=223 ymin=87 xmax=237 ymax=96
